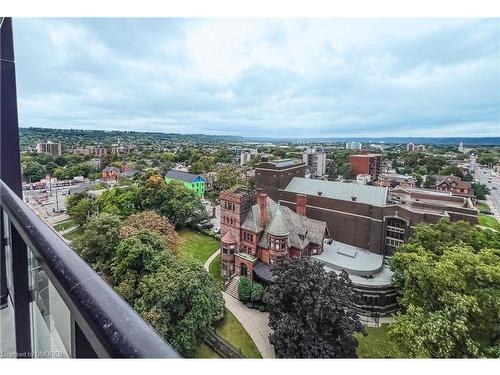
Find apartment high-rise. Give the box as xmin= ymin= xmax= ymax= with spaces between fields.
xmin=302 ymin=148 xmax=327 ymax=178
xmin=348 ymin=153 xmax=383 ymax=181
xmin=345 ymin=141 xmax=362 ymax=150
xmin=35 ymin=141 xmax=62 ymax=156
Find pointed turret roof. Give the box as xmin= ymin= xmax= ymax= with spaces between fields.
xmin=266 ymin=203 xmax=289 ymax=237
xmin=221 ymin=231 xmax=237 ymax=244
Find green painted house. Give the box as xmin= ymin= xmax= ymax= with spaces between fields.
xmin=164 ymin=170 xmax=206 ymax=197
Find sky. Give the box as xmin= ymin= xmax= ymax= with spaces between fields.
xmin=12 ymin=18 xmax=500 ymax=138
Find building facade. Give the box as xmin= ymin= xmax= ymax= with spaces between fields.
xmin=406 ymin=143 xmax=426 ymax=152
xmin=102 ymin=166 xmax=120 ymax=181
xmin=345 ymin=141 xmax=362 ymax=150
xmin=35 ymin=141 xmax=61 ymax=156
xmin=348 ymin=153 xmax=383 ymax=181
xmin=255 ymin=158 xmax=306 ymax=203
xmin=378 ymin=173 xmax=417 ymax=189
xmin=302 ymin=148 xmax=327 ymax=178
xmin=219 ymin=188 xmax=326 ymax=283
xmin=164 ymin=169 xmax=206 ymax=197
xmin=435 ymin=175 xmax=474 ymax=198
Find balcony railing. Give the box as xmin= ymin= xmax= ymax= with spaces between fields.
xmin=0 ymin=179 xmax=179 ymax=358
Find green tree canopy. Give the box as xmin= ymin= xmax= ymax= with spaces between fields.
xmin=389 ymin=219 xmax=500 ymax=358
xmin=134 ymin=258 xmax=225 ymax=357
xmin=73 ymin=213 xmax=122 ymax=275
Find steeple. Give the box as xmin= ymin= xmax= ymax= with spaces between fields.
xmin=266 ymin=203 xmax=289 ymax=237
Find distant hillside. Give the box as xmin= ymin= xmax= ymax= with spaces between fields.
xmin=19 ymin=127 xmax=500 ymax=148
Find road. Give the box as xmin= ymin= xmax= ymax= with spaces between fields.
xmin=472 ymin=159 xmax=500 ymax=221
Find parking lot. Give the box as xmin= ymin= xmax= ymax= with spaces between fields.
xmin=23 ymin=185 xmax=70 ymax=222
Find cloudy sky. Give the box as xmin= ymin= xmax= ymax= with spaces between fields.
xmin=13 ymin=18 xmax=500 ymax=137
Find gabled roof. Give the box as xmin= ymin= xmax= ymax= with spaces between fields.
xmin=164 ymin=170 xmax=205 ymax=183
xmin=435 ymin=175 xmax=472 ymax=189
xmin=102 ymin=166 xmax=119 ymax=173
xmin=241 ymin=197 xmax=326 ymax=250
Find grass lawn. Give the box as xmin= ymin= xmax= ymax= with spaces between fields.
xmin=209 ymin=255 xmax=223 ymax=285
xmin=177 ymin=228 xmax=219 ymax=264
xmin=63 ymin=227 xmax=84 ymax=242
xmin=355 ymin=324 xmax=404 ymax=358
xmin=214 ymin=308 xmax=262 ymax=358
xmin=478 ymin=215 xmax=500 ymax=231
xmin=194 ymin=342 xmax=221 ymax=359
xmin=194 ymin=308 xmax=262 ymax=359
xmin=477 ymin=202 xmax=491 ymax=211
xmin=53 ymin=219 xmax=75 ymax=232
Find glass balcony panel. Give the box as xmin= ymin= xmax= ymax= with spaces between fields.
xmin=28 ymin=248 xmax=70 ymax=358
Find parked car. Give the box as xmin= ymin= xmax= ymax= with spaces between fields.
xmin=480 ymin=210 xmax=494 ymax=215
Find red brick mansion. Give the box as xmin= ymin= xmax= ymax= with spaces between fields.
xmin=219 ymin=188 xmax=327 ymax=283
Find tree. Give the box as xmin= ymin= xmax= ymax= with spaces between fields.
xmin=251 ymin=282 xmax=264 ymax=303
xmin=24 ymin=161 xmax=46 ymax=182
xmin=189 ymin=156 xmax=215 ymax=174
xmin=423 ymin=175 xmax=436 ymax=189
xmin=67 ymin=196 xmax=97 ymax=227
xmin=73 ymin=213 xmax=122 ymax=275
xmin=134 ymin=258 xmax=225 ymax=357
xmin=238 ymin=276 xmax=252 ymax=302
xmin=215 ymin=165 xmax=246 ymax=190
xmin=95 ymin=188 xmax=137 ymax=218
xmin=389 ymin=219 xmax=500 ymax=358
xmin=268 ymin=258 xmax=364 ymax=358
xmin=113 ymin=230 xmax=174 ymax=304
xmin=121 ymin=210 xmax=179 ymax=255
xmin=135 ymin=175 xmax=209 ymax=228
xmin=472 ymin=182 xmax=490 ymax=200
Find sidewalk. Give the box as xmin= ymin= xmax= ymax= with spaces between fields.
xmin=204 ymin=249 xmax=275 ymax=358
xmin=222 ymin=292 xmax=275 ymax=358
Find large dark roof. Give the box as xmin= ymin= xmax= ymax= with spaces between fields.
xmin=164 ymin=170 xmax=204 ymax=183
xmin=241 ymin=196 xmax=326 ymax=250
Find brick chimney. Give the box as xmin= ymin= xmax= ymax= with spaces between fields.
xmin=296 ymin=194 xmax=307 ymax=216
xmin=258 ymin=192 xmax=268 ymax=228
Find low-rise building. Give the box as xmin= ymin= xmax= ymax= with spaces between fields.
xmin=164 ymin=170 xmax=206 ymax=197
xmin=356 ymin=174 xmax=371 ymax=185
xmin=102 ymin=166 xmax=120 ymax=181
xmin=378 ymin=173 xmax=416 ymax=189
xmin=435 ymin=175 xmax=474 ymax=198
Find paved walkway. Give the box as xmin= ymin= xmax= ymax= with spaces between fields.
xmin=204 ymin=249 xmax=275 ymax=358
xmin=222 ymin=292 xmax=275 ymax=358
xmin=204 ymin=249 xmax=220 ymax=271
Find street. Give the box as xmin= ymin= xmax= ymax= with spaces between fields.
xmin=472 ymin=158 xmax=500 ymax=221
xmin=23 ymin=185 xmax=70 ymax=223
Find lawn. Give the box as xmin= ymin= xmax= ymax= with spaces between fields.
xmin=194 ymin=342 xmax=221 ymax=359
xmin=63 ymin=227 xmax=84 ymax=242
xmin=477 ymin=202 xmax=491 ymax=211
xmin=177 ymin=228 xmax=219 ymax=264
xmin=478 ymin=215 xmax=500 ymax=231
xmin=209 ymin=254 xmax=223 ymax=285
xmin=194 ymin=308 xmax=262 ymax=359
xmin=355 ymin=324 xmax=404 ymax=358
xmin=53 ymin=219 xmax=75 ymax=232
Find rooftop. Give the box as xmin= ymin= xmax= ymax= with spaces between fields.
xmin=164 ymin=169 xmax=204 ymax=183
xmin=284 ymin=177 xmax=388 ymax=206
xmin=311 ymin=240 xmax=393 ymax=287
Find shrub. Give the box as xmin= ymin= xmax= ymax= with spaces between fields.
xmin=238 ymin=276 xmax=252 ymax=302
xmin=251 ymin=282 xmax=264 ymax=303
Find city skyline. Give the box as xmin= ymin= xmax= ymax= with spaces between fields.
xmin=13 ymin=18 xmax=500 ymax=137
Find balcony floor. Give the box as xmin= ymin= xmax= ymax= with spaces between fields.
xmin=0 ymin=300 xmax=16 ymax=357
